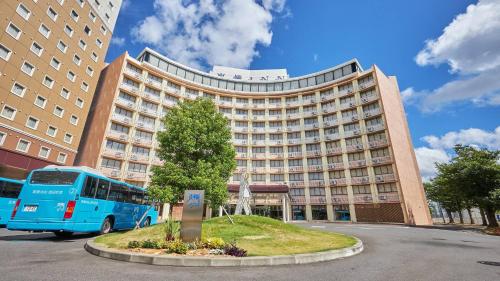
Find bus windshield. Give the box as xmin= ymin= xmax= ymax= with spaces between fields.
xmin=30 ymin=171 xmax=80 ymax=185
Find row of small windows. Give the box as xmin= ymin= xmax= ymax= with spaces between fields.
xmin=289 ymin=183 xmax=397 ymax=197
xmin=0 ymin=132 xmax=67 ymax=164
xmin=101 ymin=157 xmax=149 ymax=173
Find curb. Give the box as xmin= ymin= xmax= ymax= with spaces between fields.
xmin=84 ymin=238 xmax=363 ymax=267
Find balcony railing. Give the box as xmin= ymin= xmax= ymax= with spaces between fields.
xmin=325 ymin=133 xmax=341 ymax=141
xmin=269 ymin=115 xmax=282 ymax=120
xmin=363 ymin=108 xmax=382 ymax=118
xmin=351 ymin=176 xmax=370 ymax=185
xmin=338 ymin=88 xmax=354 ymax=97
xmin=304 ymin=137 xmax=321 ymax=144
xmin=323 ymin=119 xmax=338 ymax=127
xmin=126 ymin=171 xmax=147 ymax=180
xmin=309 ymin=196 xmax=327 ymax=204
xmin=366 ymin=124 xmax=385 ymax=133
xmin=139 ymin=107 xmax=158 ymax=117
xmin=329 ymin=178 xmax=347 ymax=186
xmin=289 ymin=181 xmax=305 ymax=188
xmin=120 ymin=83 xmax=139 ymax=94
xmin=165 ymin=86 xmax=181 ymax=96
xmin=343 ymin=129 xmax=361 ymax=138
xmin=331 ymin=195 xmax=349 ymax=204
xmin=378 ymin=193 xmax=400 ymax=203
xmin=268 ymin=127 xmax=283 ymax=133
xmin=112 ymin=113 xmax=132 ymax=125
xmin=354 ymin=194 xmax=373 ymax=204
xmin=286 ymin=126 xmax=301 ymax=132
xmin=368 ymin=139 xmax=389 ymax=148
xmin=288 ymin=166 xmax=303 ymax=172
xmin=269 ymin=153 xmax=284 ymax=159
xmin=288 ymin=152 xmax=303 ymax=158
xmin=132 ymin=137 xmax=153 ymax=146
xmin=268 ymin=103 xmax=282 ymax=109
xmin=307 ymin=165 xmax=323 ymax=172
xmin=306 ymin=150 xmax=322 ymax=157
xmin=233 ymin=139 xmax=248 ymax=145
xmin=320 ymin=94 xmax=335 ymax=101
xmin=326 ymin=147 xmax=342 ymax=155
xmin=290 ymin=196 xmax=306 ymax=204
xmin=371 ymin=156 xmax=392 ymax=165
xmin=107 ymin=130 xmax=129 ymax=141
xmin=251 ymin=140 xmax=266 ymax=146
xmin=141 ymin=92 xmax=161 ymax=103
xmin=342 ymin=115 xmax=359 ymax=123
xmin=102 ymin=148 xmax=125 ymax=159
xmin=136 ymin=122 xmax=155 ymax=131
xmin=286 ymin=113 xmax=301 ymax=120
xmin=304 ymin=123 xmax=320 ymax=130
xmin=116 ymin=98 xmax=136 ymax=109
xmin=236 ymin=153 xmax=247 ymax=158
xmin=287 ymin=139 xmax=300 ymax=145
xmin=101 ymin=167 xmax=122 ymax=178
xmin=124 ymin=68 xmax=143 ymax=80
xmin=234 ymin=127 xmax=249 ymax=133
xmin=268 ymin=139 xmax=284 ymax=145
xmin=346 ymin=144 xmax=364 ymax=152
xmin=163 ymin=99 xmax=178 ymax=107
xmin=309 ymin=180 xmax=325 ymax=187
xmin=358 ymin=80 xmax=375 ymax=90
xmin=269 ymin=167 xmax=284 ymax=173
xmin=251 ymin=153 xmax=266 ymax=159
xmin=303 ymin=110 xmax=318 ymax=117
xmin=361 ymin=94 xmax=379 ymax=104
xmin=321 ymin=106 xmax=336 ymax=114
xmin=327 ymin=163 xmax=344 ymax=170
xmin=375 ymin=174 xmax=396 ymax=183
xmin=339 ymin=102 xmax=357 ymax=110
xmin=145 ymin=78 xmax=162 ymax=89
xmin=349 ymin=159 xmax=367 ymax=168
xmin=129 ymin=153 xmax=150 ymax=162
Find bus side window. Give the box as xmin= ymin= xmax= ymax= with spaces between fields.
xmin=82 ymin=176 xmax=98 ymax=198
xmin=108 ymin=182 xmax=124 ymax=202
xmin=95 ymin=179 xmax=110 ymax=200
xmin=123 ymin=186 xmax=133 ymax=203
xmin=0 ymin=182 xmax=22 ymax=198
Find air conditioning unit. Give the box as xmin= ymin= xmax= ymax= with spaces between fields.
xmin=242 ymin=140 xmax=247 ymax=144
xmin=352 ymin=116 xmax=358 ymax=121
xmin=353 ymin=130 xmax=360 ymax=135
xmin=252 ymin=140 xmax=257 ymax=145
xmin=133 ymin=138 xmax=141 ymax=143
xmin=323 ymin=109 xmax=328 ymax=113
xmin=359 ymin=84 xmax=366 ymax=89
xmin=313 ymin=124 xmax=318 ymax=128
xmin=127 ymin=173 xmax=134 ymax=179
xmin=379 ymin=195 xmax=387 ymax=200
xmin=115 ymin=152 xmax=123 ymax=157
xmin=365 ymin=112 xmax=372 ymax=117
xmin=321 ymin=97 xmax=326 ymax=101
xmin=362 ymin=98 xmax=369 ymax=103
xmin=368 ymin=127 xmax=374 ymax=132
xmin=331 ymin=180 xmax=337 ymax=185
xmin=138 ymin=123 xmax=144 ymax=128
xmin=309 ymin=99 xmax=315 ymax=104
xmin=312 ymin=112 xmax=317 ymax=115
xmin=372 ymin=158 xmax=380 ymax=164
xmin=123 ymin=119 xmax=130 ymax=124
xmin=376 ymin=176 xmax=384 ymax=182
xmin=349 ymin=102 xmax=356 ymax=107
xmin=127 ymin=103 xmax=134 ymax=108
xmin=347 ymin=89 xmax=353 ymax=93
xmin=130 ymin=155 xmax=137 ymax=160
xmin=314 ymin=137 xmax=319 ymax=142
xmin=356 ymin=145 xmax=363 ymax=150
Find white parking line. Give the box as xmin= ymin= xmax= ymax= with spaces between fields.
xmin=311 ymin=225 xmax=325 ymax=228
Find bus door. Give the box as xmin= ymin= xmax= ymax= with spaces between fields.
xmin=78 ymin=176 xmax=101 ymax=224
xmin=108 ymin=182 xmax=127 ymax=229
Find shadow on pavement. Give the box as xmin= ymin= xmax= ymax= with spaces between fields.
xmin=0 ymin=232 xmax=96 ymax=242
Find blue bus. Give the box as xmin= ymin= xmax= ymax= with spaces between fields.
xmin=0 ymin=177 xmax=24 ymax=226
xmin=8 ymin=166 xmax=158 ymax=237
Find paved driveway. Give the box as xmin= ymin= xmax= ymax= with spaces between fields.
xmin=0 ymin=223 xmax=498 ymax=281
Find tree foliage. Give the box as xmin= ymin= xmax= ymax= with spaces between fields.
xmin=150 ymin=98 xmax=236 ymax=208
xmin=424 ymin=145 xmax=500 ymax=227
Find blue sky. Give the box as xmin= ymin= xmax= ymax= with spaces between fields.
xmin=107 ymin=0 xmax=500 ymax=179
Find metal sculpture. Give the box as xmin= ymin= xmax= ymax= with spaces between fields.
xmin=235 ymin=172 xmax=252 ymax=215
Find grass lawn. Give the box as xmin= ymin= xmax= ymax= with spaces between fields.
xmin=95 ymin=215 xmax=357 ymax=256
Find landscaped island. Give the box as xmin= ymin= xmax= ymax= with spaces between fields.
xmin=95 ymin=216 xmax=357 ymax=256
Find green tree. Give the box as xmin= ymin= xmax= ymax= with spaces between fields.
xmin=150 ymin=98 xmax=236 ymax=210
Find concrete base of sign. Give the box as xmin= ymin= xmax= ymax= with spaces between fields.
xmin=84 ymin=238 xmax=363 ymax=267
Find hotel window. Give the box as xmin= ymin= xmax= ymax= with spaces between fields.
xmin=16 ymin=139 xmax=31 ymax=153
xmin=132 ymin=146 xmax=150 ymax=156
xmin=84 ymin=25 xmax=92 ymax=35
xmin=118 ymin=91 xmax=136 ymax=103
xmin=377 ymin=183 xmax=398 ymax=193
xmin=0 ymin=132 xmax=5 ymax=146
xmin=329 ymin=170 xmax=345 ymax=179
xmin=21 ymin=61 xmax=35 ymax=76
xmin=289 ymin=173 xmax=304 ymax=181
xmin=350 ymin=168 xmax=368 ymax=177
xmin=39 ymin=24 xmax=51 ymax=38
xmin=43 ymin=76 xmax=54 ymax=89
xmin=288 ymin=159 xmax=302 ymax=167
xmin=54 ymin=106 xmax=64 ymax=118
xmin=309 ymin=172 xmax=324 ymax=181
xmin=135 ymin=130 xmax=153 ymax=141
xmin=60 ymin=88 xmax=70 ymax=99
xmin=79 ymin=39 xmax=87 ymax=50
xmin=100 ymin=25 xmax=107 ymax=35
xmin=374 ymin=165 xmax=393 ymax=175
xmin=39 ymin=147 xmax=50 ymax=159
xmin=70 ymin=115 xmax=79 ymax=125
xmin=288 ymin=145 xmax=301 ymax=153
xmin=111 ymin=122 xmax=129 ymax=134
xmin=30 ymin=42 xmax=43 ymax=56
xmin=57 ymin=153 xmax=67 ymax=164
xmin=290 ymin=188 xmax=305 ymax=196
xmin=89 ymin=12 xmax=96 ymax=22
xmin=1 ymin=105 xmax=16 ymax=120
xmin=6 ymin=23 xmax=21 ymax=39
xmin=307 ymin=158 xmax=322 ymax=166
xmin=270 ymin=160 xmax=284 ymax=167
xmin=331 ymin=186 xmax=348 ymax=195
xmin=26 ymin=116 xmax=39 ymax=129
xmin=76 ymin=98 xmax=84 ymax=108
xmin=64 ymin=133 xmax=73 ymax=144
xmin=271 ymin=174 xmax=284 ymax=182
xmin=345 ymin=137 xmax=363 ymax=147
xmin=47 ymin=6 xmax=58 ymax=21
xmin=34 ymin=96 xmax=47 ymax=108
xmin=11 ymin=82 xmax=26 ymax=97
xmin=106 ymin=139 xmax=125 ymax=151
xmin=16 ymin=3 xmax=31 ymax=20
xmin=91 ymin=52 xmax=98 ymax=62
xmin=71 ymin=10 xmax=79 ymax=22
xmin=352 ymin=185 xmax=371 ymax=194
xmin=115 ymin=107 xmax=132 ymax=118
xmin=252 ymin=147 xmax=265 ymax=154
xmin=252 ymin=160 xmax=265 ymax=167
xmin=64 ymin=25 xmax=73 ymax=37
xmin=57 ymin=40 xmax=68 ymax=53
xmin=251 ymin=174 xmax=265 ymax=182
xmin=0 ymin=44 xmax=12 ymax=61
xmin=81 ymin=82 xmax=89 ymax=92
xmin=47 ymin=126 xmax=58 ymax=137
xmin=138 ymin=115 xmax=155 ymax=126
xmin=96 ymin=38 xmax=103 ymax=48
xmin=128 ymin=163 xmax=147 ymax=173
xmin=86 ymin=66 xmax=94 ymax=76
xmin=310 ymin=187 xmax=326 ymax=196
xmin=328 ymin=155 xmax=343 ymax=164
xmin=73 ymin=54 xmax=81 ymax=65
xmin=371 ymin=148 xmax=389 ymax=158
xmin=67 ymin=71 xmax=76 ymax=82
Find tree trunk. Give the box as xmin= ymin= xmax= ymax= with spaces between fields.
xmin=479 ymin=207 xmax=488 ymax=226
xmin=458 ymin=210 xmax=464 ymax=224
xmin=485 ymin=206 xmax=499 ymax=228
xmin=466 ymin=208 xmax=474 ymax=224
xmin=439 ymin=206 xmax=446 ymax=224
xmin=445 ymin=209 xmax=454 ymax=224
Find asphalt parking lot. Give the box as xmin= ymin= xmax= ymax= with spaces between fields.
xmin=0 ymin=223 xmax=499 ymax=281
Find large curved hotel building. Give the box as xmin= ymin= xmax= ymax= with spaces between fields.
xmin=77 ymin=48 xmax=432 ymax=225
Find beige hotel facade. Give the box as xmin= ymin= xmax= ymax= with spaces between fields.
xmin=0 ymin=0 xmax=121 ymax=178
xmin=76 ymin=48 xmax=432 ymax=225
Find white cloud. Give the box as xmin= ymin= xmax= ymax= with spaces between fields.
xmin=408 ymin=0 xmax=500 ymax=112
xmin=131 ymin=0 xmax=287 ymax=70
xmin=121 ymin=0 xmax=131 ymax=10
xmin=110 ymin=37 xmax=126 ymax=47
xmin=415 ymin=126 xmax=500 ymax=180
xmin=313 ymin=54 xmax=318 ymax=62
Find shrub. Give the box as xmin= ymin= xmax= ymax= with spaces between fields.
xmin=165 ymin=239 xmax=188 ymax=254
xmin=164 ymin=217 xmax=180 ymax=241
xmin=202 ymin=237 xmax=225 ymax=249
xmin=141 ymin=239 xmax=162 ymax=249
xmin=127 ymin=240 xmax=141 ymax=249
xmin=223 ymin=242 xmax=247 ymax=257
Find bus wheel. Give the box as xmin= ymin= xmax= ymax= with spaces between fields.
xmin=143 ymin=217 xmax=151 ymax=228
xmin=54 ymin=231 xmax=73 ymax=238
xmin=100 ymin=217 xmax=113 ymax=234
